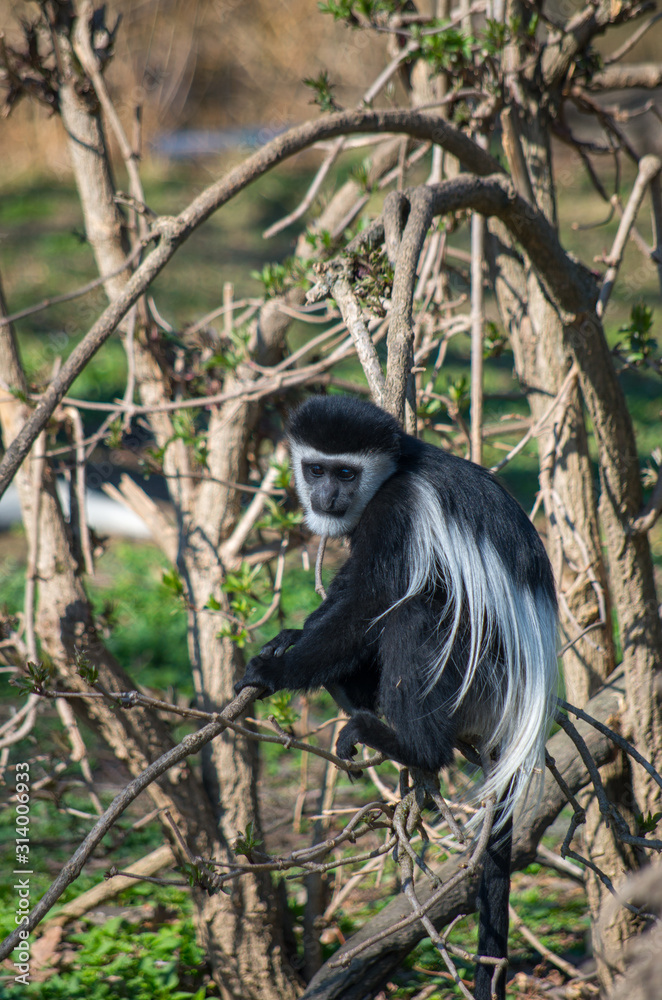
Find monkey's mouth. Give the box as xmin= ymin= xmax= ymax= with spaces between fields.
xmin=312 ymin=504 xmax=349 ymax=517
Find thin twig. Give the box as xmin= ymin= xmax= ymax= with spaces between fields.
xmin=220 ymin=442 xmax=289 ymax=566
xmin=0 ymin=685 xmax=260 ymax=961
xmin=596 ymin=154 xmax=662 ymax=317
xmin=603 ymin=13 xmax=662 ymax=64
xmin=490 ymin=363 xmax=579 ymax=473
xmin=24 ymin=432 xmax=45 ymax=662
xmin=263 ymin=38 xmax=420 ymax=239
xmin=470 ymin=211 xmax=485 ymax=465
xmin=248 ymin=536 xmax=289 ymax=630
xmin=0 ymin=242 xmax=146 ymax=329
xmin=509 ymin=903 xmax=580 ymax=978
xmin=632 ymin=466 xmax=662 ymax=534
xmin=315 ymin=536 xmax=328 ymax=599
xmin=74 ymin=3 xmax=147 ymax=239
xmin=307 ymin=264 xmax=387 ymax=405
xmin=65 ymin=407 xmax=94 ymax=576
xmin=0 ymin=696 xmax=39 ymax=750
xmin=399 ymin=850 xmax=475 ymax=999
xmin=331 ymin=795 xmax=496 ymax=967
xmin=560 ymin=698 xmax=662 ymax=795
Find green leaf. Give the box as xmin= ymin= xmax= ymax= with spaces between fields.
xmin=233 ymin=820 xmax=262 ymax=857
xmin=303 ymin=70 xmax=342 ymax=113
xmin=636 ymin=810 xmax=662 ymax=834
xmin=11 ymin=660 xmax=54 ymax=695
xmin=162 ymin=568 xmax=185 ymax=597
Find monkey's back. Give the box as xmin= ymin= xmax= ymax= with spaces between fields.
xmin=349 ymin=432 xmax=558 ymax=822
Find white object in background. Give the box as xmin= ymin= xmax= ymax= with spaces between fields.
xmin=0 ymin=481 xmax=152 ymax=539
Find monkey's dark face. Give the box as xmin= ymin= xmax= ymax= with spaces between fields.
xmin=303 ymin=460 xmax=362 ymax=518
xmin=290 ymin=443 xmax=397 ymax=537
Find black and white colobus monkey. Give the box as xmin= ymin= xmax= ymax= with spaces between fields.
xmin=236 ymin=395 xmax=558 ymax=999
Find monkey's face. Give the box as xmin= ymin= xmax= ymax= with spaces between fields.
xmin=290 ymin=444 xmax=397 ymax=538
xmin=304 ymin=459 xmax=361 ymax=518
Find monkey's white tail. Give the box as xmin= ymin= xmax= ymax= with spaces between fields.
xmin=400 ymin=476 xmax=559 ymax=832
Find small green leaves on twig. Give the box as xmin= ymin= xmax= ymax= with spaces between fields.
xmin=162 ymin=567 xmax=185 ymax=601
xmin=256 ymin=496 xmax=303 ymax=533
xmin=75 ymin=650 xmax=99 ymax=686
xmin=145 ymin=410 xmax=209 ymax=472
xmin=222 ymin=564 xmax=262 ymax=602
xmin=415 ymin=23 xmax=474 ymax=75
xmin=446 ymin=374 xmax=470 ymax=411
xmin=266 ymin=693 xmax=298 ymax=728
xmin=233 ymin=821 xmax=262 ymax=859
xmin=636 ymin=810 xmax=662 ymax=834
xmin=318 ymin=0 xmax=398 ymax=27
xmin=180 ymin=862 xmax=207 ymax=888
xmin=483 ymin=321 xmax=508 ymax=359
xmin=271 ymin=458 xmax=293 ymax=491
xmin=303 ymin=71 xmax=342 ymax=113
xmin=11 ymin=661 xmax=54 ymax=696
xmin=348 ymin=248 xmax=394 ymax=317
xmin=350 ymin=162 xmax=373 ymax=194
xmin=201 ymin=326 xmax=250 ymax=373
xmin=172 ymin=410 xmax=209 ymax=467
xmin=251 ymin=259 xmax=308 ymax=297
xmin=215 ymin=562 xmax=274 ymax=647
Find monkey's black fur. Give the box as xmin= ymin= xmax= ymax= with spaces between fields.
xmin=236 ymin=396 xmax=557 ymax=999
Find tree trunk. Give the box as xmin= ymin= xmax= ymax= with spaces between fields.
xmin=487 ymin=89 xmax=638 ymax=989
xmin=43 ymin=18 xmax=302 ymax=999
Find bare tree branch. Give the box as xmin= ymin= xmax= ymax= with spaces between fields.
xmin=386 ymin=187 xmax=435 ymax=424
xmin=0 ymin=108 xmax=500 ymax=503
xmin=307 ymin=265 xmax=387 ymax=405
xmin=597 ymin=154 xmax=662 ymax=316
xmin=603 ymin=11 xmax=662 ymax=64
xmin=589 ymin=62 xmax=662 ymax=90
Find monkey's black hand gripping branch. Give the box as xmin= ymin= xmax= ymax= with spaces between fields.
xmin=234 ymin=629 xmax=302 ymax=698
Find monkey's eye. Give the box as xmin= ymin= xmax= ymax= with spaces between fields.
xmin=308 ymin=464 xmax=324 ymax=477
xmin=336 ymin=468 xmax=356 ymax=481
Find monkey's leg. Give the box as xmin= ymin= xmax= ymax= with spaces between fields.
xmin=474 ymin=783 xmax=512 ymax=1000
xmin=335 ymin=711 xmax=454 ymax=772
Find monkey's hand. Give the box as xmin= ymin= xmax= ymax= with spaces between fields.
xmin=234 ymin=630 xmax=302 ymax=697
xmin=234 ymin=653 xmax=278 ymax=697
xmin=258 ymin=629 xmax=301 ymax=658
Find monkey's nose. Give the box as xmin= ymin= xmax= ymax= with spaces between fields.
xmin=316 ymin=485 xmax=341 ymax=511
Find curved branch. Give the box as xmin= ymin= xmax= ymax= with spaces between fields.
xmin=596 ymin=154 xmax=662 ymax=317
xmin=426 ymin=176 xmax=599 ymax=315
xmin=0 ymin=109 xmax=498 ymax=503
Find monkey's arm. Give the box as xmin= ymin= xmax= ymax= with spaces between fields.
xmin=235 ymin=560 xmax=377 ymax=695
